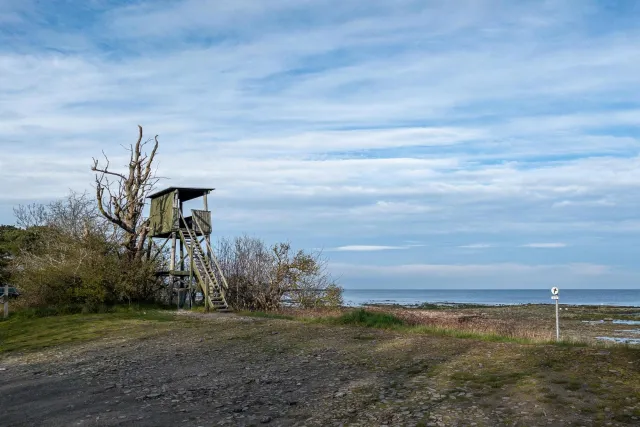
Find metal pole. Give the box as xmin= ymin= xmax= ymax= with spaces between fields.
xmin=555 ymin=298 xmax=560 ymax=341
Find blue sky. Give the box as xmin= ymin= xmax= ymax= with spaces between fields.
xmin=1 ymin=0 xmax=639 ymax=289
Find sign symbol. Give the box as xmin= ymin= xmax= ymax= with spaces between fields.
xmin=551 ymin=287 xmax=559 ymax=295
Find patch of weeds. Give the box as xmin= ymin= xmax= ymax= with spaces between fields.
xmin=405 ymin=361 xmax=431 ymax=375
xmin=540 ymin=392 xmax=559 ymax=403
xmin=336 ymin=309 xmax=405 ymax=328
xmin=6 ymin=303 xmax=174 ymax=321
xmin=416 ymin=303 xmax=446 ymax=310
xmin=535 ymin=352 xmax=568 ymax=371
xmin=410 ymin=325 xmax=532 ymax=344
xmin=565 ymin=381 xmax=582 ymax=391
xmin=453 ymin=370 xmax=528 ymax=389
xmin=353 ymin=334 xmax=377 ymax=341
xmin=226 ymin=329 xmax=267 ymax=342
xmin=239 ymin=311 xmax=295 ymax=320
xmin=484 ymin=372 xmax=528 ymax=389
xmin=451 ymin=371 xmax=476 ymax=382
xmin=551 ymin=339 xmax=588 ymax=348
xmin=612 ymin=413 xmax=636 ymax=423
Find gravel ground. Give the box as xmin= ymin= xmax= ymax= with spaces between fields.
xmin=1 ymin=312 xmax=639 ymax=426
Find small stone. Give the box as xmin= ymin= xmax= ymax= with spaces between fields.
xmin=260 ymin=416 xmax=272 ymax=423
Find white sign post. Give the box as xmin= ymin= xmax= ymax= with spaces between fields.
xmin=551 ymin=287 xmax=559 ymax=341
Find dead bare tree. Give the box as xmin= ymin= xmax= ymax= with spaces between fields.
xmin=91 ymin=125 xmax=160 ymax=260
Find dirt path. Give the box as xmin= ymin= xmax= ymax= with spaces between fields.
xmin=1 ymin=312 xmax=639 ymax=426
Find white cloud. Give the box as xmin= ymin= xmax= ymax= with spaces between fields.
xmin=459 ymin=244 xmax=493 ymax=249
xmin=328 ymin=245 xmax=411 ymax=252
xmin=520 ymin=243 xmax=567 ymax=248
xmin=331 ymin=262 xmax=611 ymax=277
xmin=329 ymin=261 xmax=630 ymax=288
xmin=552 ymin=199 xmax=616 ymax=208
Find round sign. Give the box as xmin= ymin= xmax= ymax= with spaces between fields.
xmin=551 ymin=287 xmax=559 ymax=295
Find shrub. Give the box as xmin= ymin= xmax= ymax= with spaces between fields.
xmin=8 ymin=191 xmax=161 ymax=309
xmin=216 ymin=236 xmax=343 ymax=311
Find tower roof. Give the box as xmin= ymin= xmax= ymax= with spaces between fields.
xmin=147 ymin=187 xmax=214 ymax=202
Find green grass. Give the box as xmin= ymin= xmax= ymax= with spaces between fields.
xmin=335 ymin=309 xmax=405 ymax=328
xmin=323 ymin=309 xmax=535 ymax=343
xmin=239 ymin=310 xmax=295 ymax=320
xmin=407 ymin=325 xmax=535 ymax=343
xmin=0 ymin=308 xmax=174 ymax=354
xmin=3 ymin=302 xmax=175 ymax=321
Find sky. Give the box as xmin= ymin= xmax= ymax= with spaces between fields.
xmin=0 ymin=0 xmax=639 ymax=290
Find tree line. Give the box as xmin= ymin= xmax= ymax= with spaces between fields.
xmin=0 ymin=126 xmax=341 ymax=312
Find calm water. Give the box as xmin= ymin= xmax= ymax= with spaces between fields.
xmin=343 ymin=289 xmax=640 ymax=307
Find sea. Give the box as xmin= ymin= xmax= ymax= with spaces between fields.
xmin=342 ymin=289 xmax=640 ymax=307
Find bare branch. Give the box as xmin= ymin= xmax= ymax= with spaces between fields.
xmin=91 ymin=125 xmax=161 ymax=259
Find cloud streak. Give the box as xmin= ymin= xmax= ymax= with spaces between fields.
xmin=328 ymin=245 xmax=412 ymax=252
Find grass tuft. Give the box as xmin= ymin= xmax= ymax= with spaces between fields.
xmin=335 ymin=309 xmax=405 ymax=328
xmin=239 ymin=311 xmax=295 ymax=320
xmin=3 ymin=303 xmax=174 ymax=322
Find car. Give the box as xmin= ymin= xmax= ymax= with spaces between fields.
xmin=0 ymin=286 xmax=20 ymax=299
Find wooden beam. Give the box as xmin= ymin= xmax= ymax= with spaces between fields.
xmin=189 ymin=238 xmax=194 ymax=309
xmin=170 ymin=232 xmax=176 ymax=271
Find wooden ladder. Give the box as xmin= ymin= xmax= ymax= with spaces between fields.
xmin=178 ymin=221 xmax=230 ymax=312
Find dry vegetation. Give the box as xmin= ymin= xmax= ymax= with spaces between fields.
xmin=263 ymin=303 xmax=640 ymax=345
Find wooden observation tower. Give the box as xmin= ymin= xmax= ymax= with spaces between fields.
xmin=147 ymin=187 xmax=230 ymax=311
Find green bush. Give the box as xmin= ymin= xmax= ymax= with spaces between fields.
xmin=9 ymin=225 xmax=160 ymax=310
